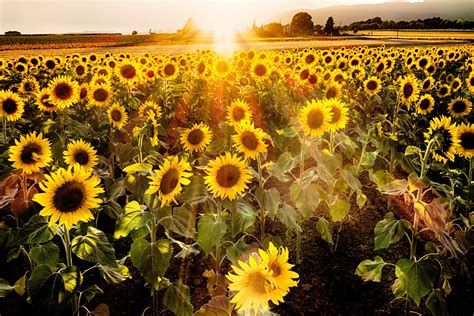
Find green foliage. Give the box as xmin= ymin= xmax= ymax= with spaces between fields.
xmin=197 ymin=214 xmax=227 ymax=256
xmin=71 ymin=226 xmax=118 ymax=268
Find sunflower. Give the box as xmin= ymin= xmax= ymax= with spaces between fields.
xmin=227 ymin=255 xmax=285 ymax=313
xmin=116 ymin=60 xmax=139 ymax=84
xmin=227 ymin=99 xmax=252 ymax=127
xmin=19 ymin=77 xmax=39 ymax=95
xmin=63 ymin=139 xmax=98 ymax=170
xmin=258 ymin=242 xmax=299 ymax=293
xmin=451 ymin=77 xmax=462 ymax=92
xmin=0 ymin=90 xmax=25 ymax=121
xmin=422 ymin=76 xmax=434 ymax=92
xmin=250 ymin=59 xmax=271 ymax=81
xmin=214 ymin=58 xmax=231 ymax=78
xmin=35 ymin=89 xmax=57 ymax=112
xmin=325 ymin=81 xmax=342 ymax=99
xmin=48 ymin=75 xmax=80 ymax=109
xmin=363 ymin=76 xmax=382 ymax=96
xmin=448 ymin=98 xmax=472 ymax=117
xmin=456 ymin=123 xmax=474 ymax=158
xmin=466 ymin=71 xmax=474 ymax=92
xmin=161 ymin=61 xmax=179 ymax=80
xmin=139 ymin=100 xmax=162 ymax=119
xmin=416 ymin=94 xmax=435 ymax=115
xmin=437 ymin=84 xmax=450 ymax=99
xmin=33 ymin=167 xmax=104 ymax=229
xmin=424 ymin=116 xmax=459 ymax=164
xmin=232 ymin=122 xmax=269 ymax=160
xmin=204 ymin=152 xmax=252 ymax=200
xmin=107 ymin=103 xmax=128 ymax=129
xmin=88 ymin=84 xmax=113 ymax=107
xmin=73 ymin=62 xmax=87 ymax=78
xmin=8 ymin=132 xmax=52 ymax=174
xmin=325 ymin=99 xmax=349 ymax=131
xmin=145 ymin=156 xmax=192 ymax=207
xmin=180 ymin=123 xmax=212 ymax=153
xmin=399 ymin=74 xmax=420 ymax=106
xmin=298 ymin=99 xmax=333 ymax=138
xmin=78 ymin=84 xmax=89 ymax=102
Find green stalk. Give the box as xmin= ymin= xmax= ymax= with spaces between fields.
xmin=469 ymin=158 xmax=473 ymax=187
xmin=3 ymin=117 xmax=7 ymax=144
xmin=150 ymin=216 xmax=158 ymax=315
xmin=257 ymin=155 xmax=265 ymax=239
xmin=61 ymin=225 xmax=77 ymax=315
xmin=296 ymin=136 xmax=305 ymax=264
xmin=389 ymin=101 xmax=400 ymax=174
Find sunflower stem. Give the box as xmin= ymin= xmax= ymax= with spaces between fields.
xmin=2 ymin=117 xmax=7 ymax=144
xmin=356 ymin=129 xmax=371 ymax=175
xmin=469 ymin=158 xmax=473 ymax=187
xmin=257 ymin=155 xmax=265 ymax=239
xmin=150 ymin=216 xmax=159 ymax=315
xmin=296 ymin=136 xmax=305 ymax=264
xmin=389 ymin=101 xmax=400 ymax=174
xmin=62 ymin=225 xmax=78 ymax=315
xmin=329 ymin=130 xmax=335 ymax=154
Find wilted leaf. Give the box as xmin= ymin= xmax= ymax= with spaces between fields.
xmin=355 ymin=256 xmax=386 ymax=282
xmin=316 ymin=217 xmax=333 ymax=245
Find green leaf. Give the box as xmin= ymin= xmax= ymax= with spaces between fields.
xmin=330 ymin=197 xmax=350 ymax=222
xmin=0 ymin=278 xmax=15 ymax=298
xmin=195 ymin=295 xmax=233 ymax=316
xmin=98 ymin=262 xmax=131 ymax=284
xmin=316 ymin=217 xmax=333 ymax=245
xmin=426 ymin=289 xmax=448 ymax=316
xmin=378 ymin=179 xmax=408 ymax=195
xmin=255 ymin=187 xmax=280 ymax=217
xmin=61 ymin=266 xmax=82 ymax=293
xmin=163 ymin=282 xmax=193 ymax=316
xmin=225 ymin=239 xmax=251 ymax=264
xmin=355 ymin=256 xmax=386 ymax=282
xmin=230 ymin=201 xmax=256 ymax=237
xmin=29 ymin=242 xmax=59 ymax=268
xmin=396 ymin=259 xmax=438 ymax=306
xmin=369 ymin=170 xmax=395 ymax=188
xmin=405 ymin=145 xmax=422 ymax=157
xmin=290 ymin=182 xmax=320 ymax=218
xmin=131 ymin=238 xmax=172 ymax=289
xmin=122 ymin=163 xmax=153 ymax=174
xmin=114 ymin=201 xmax=151 ymax=239
xmin=178 ymin=175 xmax=208 ymax=205
xmin=197 ymin=214 xmax=227 ymax=256
xmin=82 ymin=285 xmax=103 ymax=303
xmin=276 ymin=126 xmax=298 ymax=137
xmin=374 ymin=212 xmax=407 ymax=250
xmin=72 ymin=226 xmax=118 ymax=268
xmin=28 ymin=265 xmax=67 ymax=314
xmin=277 ymin=204 xmax=302 ymax=232
xmin=361 ymin=151 xmax=378 ymax=167
xmin=15 ymin=214 xmax=55 ymax=245
xmin=107 ymin=178 xmax=126 ymax=201
xmin=161 ymin=206 xmax=195 ymax=238
xmin=269 ymin=152 xmax=298 ymax=182
xmin=391 ymin=278 xmax=407 ymax=299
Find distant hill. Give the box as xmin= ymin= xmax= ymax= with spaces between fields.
xmin=274 ymin=1 xmax=474 ymax=26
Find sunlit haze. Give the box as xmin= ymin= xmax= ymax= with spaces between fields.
xmin=0 ymin=0 xmax=421 ymax=35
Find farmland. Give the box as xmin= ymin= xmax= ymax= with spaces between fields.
xmin=0 ymin=33 xmax=473 ymax=316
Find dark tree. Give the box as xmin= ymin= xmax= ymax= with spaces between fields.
xmin=324 ymin=16 xmax=335 ymax=35
xmin=290 ymin=12 xmax=314 ymax=35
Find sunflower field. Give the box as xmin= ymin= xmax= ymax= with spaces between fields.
xmin=0 ymin=45 xmax=473 ymax=315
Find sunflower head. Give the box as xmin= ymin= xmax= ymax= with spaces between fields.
xmin=448 ymin=98 xmax=472 ymax=117
xmin=64 ymin=139 xmax=98 ymax=171
xmin=424 ymin=116 xmax=459 ymax=164
xmin=250 ymin=59 xmax=271 ymax=81
xmin=399 ymin=74 xmax=420 ymax=106
xmin=325 ymin=99 xmax=349 ymax=131
xmin=325 ymin=81 xmax=342 ymax=99
xmin=89 ymin=84 xmax=113 ymax=108
xmin=108 ymin=103 xmax=129 ymax=129
xmin=33 ymin=167 xmax=104 ymax=229
xmin=364 ymin=76 xmax=381 ymax=96
xmin=227 ymin=99 xmax=252 ymax=127
xmin=232 ymin=122 xmax=269 ymax=160
xmin=180 ymin=123 xmax=212 ymax=153
xmin=9 ymin=132 xmax=52 ymax=174
xmin=48 ymin=75 xmax=80 ymax=109
xmin=19 ymin=77 xmax=39 ymax=95
xmin=456 ymin=123 xmax=474 ymax=159
xmin=145 ymin=156 xmax=192 ymax=207
xmin=298 ymin=99 xmax=333 ymax=138
xmin=139 ymin=100 xmax=162 ymax=119
xmin=116 ymin=60 xmax=140 ymax=84
xmin=416 ymin=94 xmax=435 ymax=115
xmin=204 ymin=152 xmax=253 ymax=201
xmin=0 ymin=90 xmax=25 ymax=121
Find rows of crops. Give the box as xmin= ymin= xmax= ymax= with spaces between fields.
xmin=0 ymin=45 xmax=473 ymax=315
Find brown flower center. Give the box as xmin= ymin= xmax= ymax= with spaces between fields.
xmin=403 ymin=83 xmax=414 ymax=99
xmin=160 ymin=168 xmax=179 ymax=195
xmin=248 ymin=271 xmax=268 ymax=294
xmin=367 ymin=80 xmax=378 ymax=91
xmin=216 ymin=165 xmax=240 ymax=188
xmin=187 ymin=129 xmax=204 ymax=145
xmin=53 ymin=181 xmax=85 ymax=213
xmin=76 ymin=65 xmax=85 ymax=76
xmin=254 ymin=64 xmax=267 ymax=77
xmin=307 ymin=109 xmax=324 ymax=129
xmin=330 ymin=106 xmax=342 ymax=124
xmin=54 ymin=83 xmax=73 ymax=100
xmin=241 ymin=131 xmax=258 ymax=150
xmin=164 ymin=64 xmax=176 ymax=77
xmin=73 ymin=150 xmax=89 ymax=165
xmin=120 ymin=64 xmax=136 ymax=79
xmin=270 ymin=262 xmax=282 ymax=277
xmin=452 ymin=100 xmax=467 ymax=114
xmin=2 ymin=98 xmax=18 ymax=114
xmin=326 ymin=87 xmax=338 ymax=99
xmin=419 ymin=98 xmax=431 ymax=110
xmin=111 ymin=109 xmax=122 ymax=122
xmin=93 ymin=88 xmax=108 ymax=102
xmin=21 ymin=143 xmax=42 ymax=164
xmin=460 ymin=132 xmax=474 ymax=150
xmin=232 ymin=106 xmax=245 ymax=122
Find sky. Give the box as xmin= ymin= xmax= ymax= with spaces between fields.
xmin=0 ymin=0 xmax=421 ymax=34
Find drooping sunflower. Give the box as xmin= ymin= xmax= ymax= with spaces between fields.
xmin=456 ymin=123 xmax=474 ymax=158
xmin=8 ymin=132 xmax=52 ymax=174
xmin=180 ymin=123 xmax=212 ymax=153
xmin=258 ymin=242 xmax=299 ymax=293
xmin=107 ymin=103 xmax=128 ymax=129
xmin=298 ymin=99 xmax=333 ymax=138
xmin=35 ymin=89 xmax=57 ymax=112
xmin=232 ymin=122 xmax=269 ymax=160
xmin=466 ymin=71 xmax=474 ymax=92
xmin=204 ymin=152 xmax=252 ymax=201
xmin=63 ymin=139 xmax=98 ymax=170
xmin=139 ymin=100 xmax=162 ymax=119
xmin=48 ymin=75 xmax=80 ymax=109
xmin=19 ymin=77 xmax=39 ymax=95
xmin=363 ymin=76 xmax=382 ymax=96
xmin=227 ymin=255 xmax=285 ymax=313
xmin=145 ymin=156 xmax=192 ymax=207
xmin=325 ymin=99 xmax=349 ymax=131
xmin=424 ymin=116 xmax=459 ymax=164
xmin=0 ymin=90 xmax=25 ymax=121
xmin=33 ymin=167 xmax=104 ymax=229
xmin=416 ymin=94 xmax=435 ymax=115
xmin=88 ymin=84 xmax=113 ymax=107
xmin=448 ymin=98 xmax=472 ymax=117
xmin=399 ymin=74 xmax=420 ymax=106
xmin=227 ymin=99 xmax=252 ymax=127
